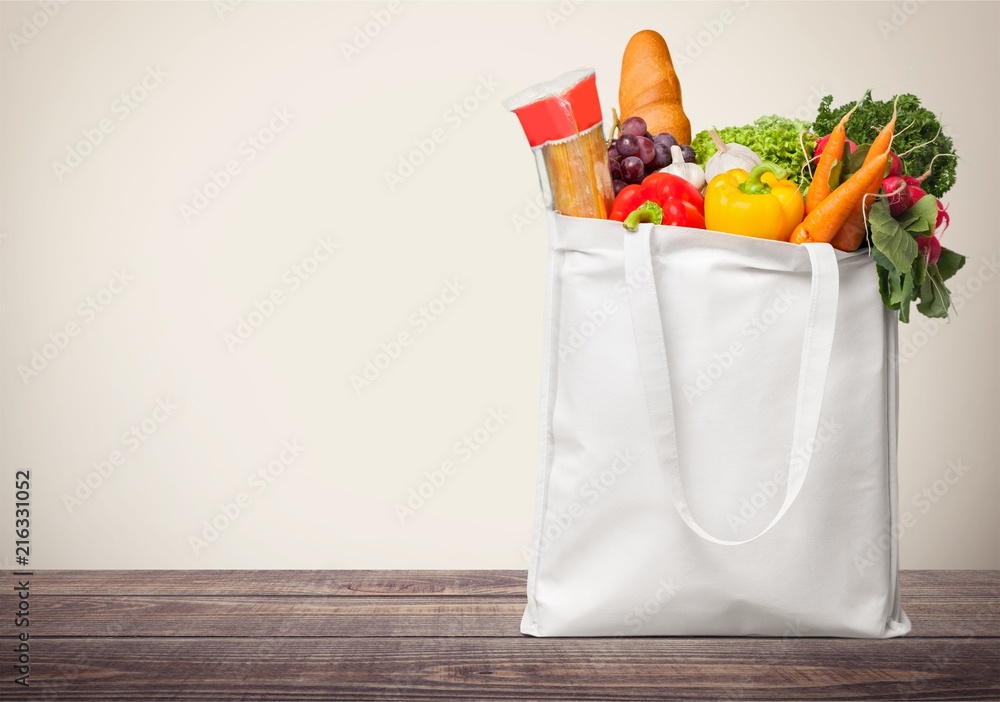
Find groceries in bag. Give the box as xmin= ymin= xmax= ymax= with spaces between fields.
xmin=502 ymin=28 xmax=966 ymax=322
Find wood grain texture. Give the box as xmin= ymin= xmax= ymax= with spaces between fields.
xmin=1 ymin=590 xmax=995 ymax=638
xmin=20 ymin=568 xmax=998 ymax=598
xmin=1 ymin=570 xmax=997 ymax=701
xmin=4 ymin=595 xmax=525 ymax=637
xmin=2 ymin=637 xmax=997 ymax=701
xmin=23 ymin=569 xmax=527 ymax=596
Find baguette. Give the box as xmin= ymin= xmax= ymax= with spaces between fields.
xmin=618 ymin=30 xmax=691 ymax=144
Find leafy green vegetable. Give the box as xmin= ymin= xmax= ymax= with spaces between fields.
xmin=897 ymin=195 xmax=937 ymax=238
xmin=869 ymin=199 xmax=919 ymax=273
xmin=902 ymin=216 xmax=932 ymax=235
xmin=692 ymin=116 xmax=816 ymax=185
xmin=935 ymin=247 xmax=966 ymax=281
xmin=899 ymin=288 xmax=913 ymax=323
xmin=848 ymin=144 xmax=870 ymax=174
xmin=877 ymin=264 xmax=893 ymax=308
xmin=813 ymin=91 xmax=957 ymax=197
xmin=904 ymin=195 xmax=939 ymax=231
xmin=889 ymin=267 xmax=910 ymax=306
xmin=912 ymin=253 xmax=927 ymax=287
xmin=826 ymin=141 xmax=848 ymax=191
xmin=871 ymin=246 xmax=895 ymax=272
xmin=917 ymin=266 xmax=951 ymax=318
xmin=827 ymin=142 xmax=870 ymax=192
xmin=869 ymin=197 xmax=965 ymax=322
xmin=898 ymin=271 xmax=917 ymax=323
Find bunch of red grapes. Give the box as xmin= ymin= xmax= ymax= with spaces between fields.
xmin=608 ymin=116 xmax=696 ymax=196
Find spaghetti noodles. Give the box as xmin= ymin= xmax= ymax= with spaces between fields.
xmin=504 ymin=69 xmax=612 ymax=219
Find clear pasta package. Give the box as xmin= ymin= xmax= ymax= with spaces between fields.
xmin=503 ymin=68 xmax=613 ymax=220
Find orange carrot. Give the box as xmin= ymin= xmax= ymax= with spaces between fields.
xmin=791 ymin=147 xmax=890 ymax=245
xmin=829 ymin=99 xmax=898 ymax=252
xmin=829 ymin=182 xmax=881 ymax=252
xmin=805 ymin=104 xmax=857 ymax=215
xmin=867 ymin=96 xmax=898 ymax=158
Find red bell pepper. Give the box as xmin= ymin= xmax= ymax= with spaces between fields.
xmin=639 ymin=172 xmax=704 ymax=214
xmin=609 ymin=184 xmax=645 ymax=222
xmin=609 ymin=172 xmax=705 ymax=231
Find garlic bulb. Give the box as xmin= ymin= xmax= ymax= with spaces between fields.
xmin=704 ymin=127 xmax=761 ymax=182
xmin=661 ymin=145 xmax=706 ymax=190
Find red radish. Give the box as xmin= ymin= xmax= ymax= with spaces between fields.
xmin=936 ymin=200 xmax=950 ymax=233
xmin=887 ymin=152 xmax=903 ymax=178
xmin=917 ymin=235 xmax=941 ymax=266
xmin=882 ymin=176 xmax=912 ymax=217
xmin=897 ymin=175 xmax=925 ymax=201
xmin=814 ymin=134 xmax=858 ymax=158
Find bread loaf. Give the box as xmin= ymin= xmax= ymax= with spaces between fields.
xmin=618 ymin=30 xmax=691 ymax=144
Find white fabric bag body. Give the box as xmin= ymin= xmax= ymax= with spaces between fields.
xmin=521 ymin=212 xmax=911 ymax=638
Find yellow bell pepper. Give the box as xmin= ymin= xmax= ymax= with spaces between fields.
xmin=704 ymin=162 xmax=805 ymax=241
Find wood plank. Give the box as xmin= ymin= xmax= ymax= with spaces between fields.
xmin=10 ymin=570 xmax=997 ymax=599
xmin=2 ymin=637 xmax=997 ymax=701
xmin=1 ymin=591 xmax=995 ymax=639
xmin=8 ymin=569 xmax=527 ymax=596
xmin=0 ymin=595 xmax=524 ymax=638
xmin=901 ymin=570 xmax=1000 ymax=596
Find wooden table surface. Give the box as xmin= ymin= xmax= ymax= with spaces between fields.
xmin=2 ymin=569 xmax=997 ymax=701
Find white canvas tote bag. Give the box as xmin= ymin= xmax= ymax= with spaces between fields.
xmin=521 ymin=212 xmax=911 ymax=638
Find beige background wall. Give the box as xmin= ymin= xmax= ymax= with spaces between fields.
xmin=1 ymin=1 xmax=997 ymax=570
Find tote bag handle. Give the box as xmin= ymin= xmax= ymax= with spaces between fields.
xmin=623 ymin=226 xmax=840 ymax=546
